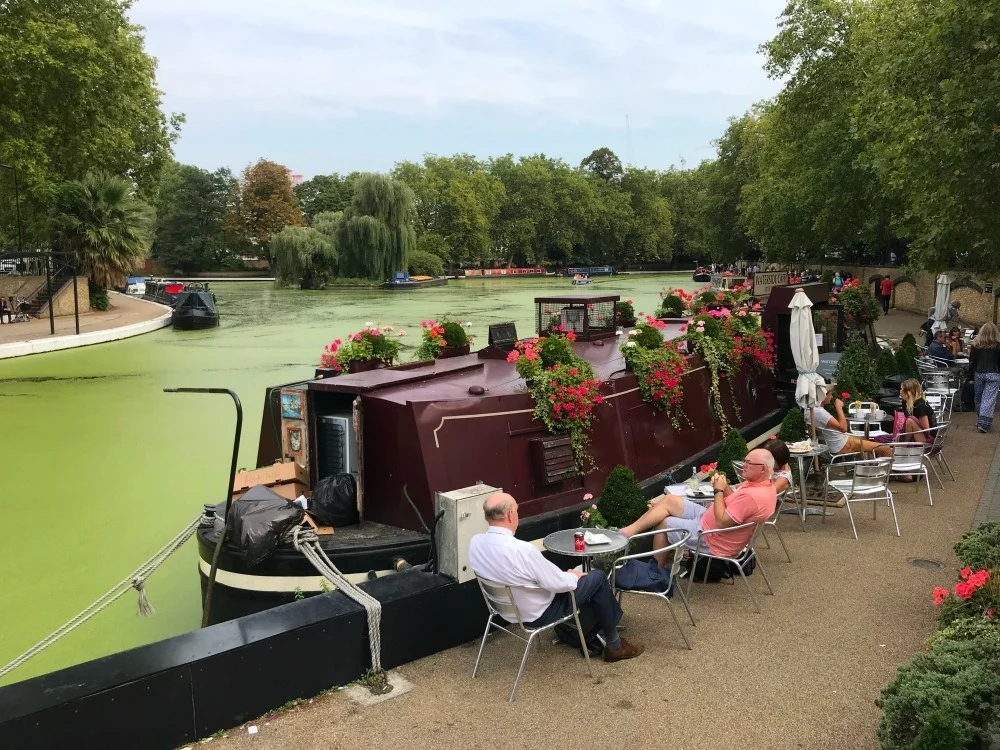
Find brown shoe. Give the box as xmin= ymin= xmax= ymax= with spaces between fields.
xmin=604 ymin=637 xmax=645 ymax=662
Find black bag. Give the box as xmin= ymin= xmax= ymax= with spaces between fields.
xmin=310 ymin=473 xmax=360 ymax=527
xmin=227 ymin=485 xmax=304 ymax=567
xmin=680 ymin=550 xmax=756 ymax=583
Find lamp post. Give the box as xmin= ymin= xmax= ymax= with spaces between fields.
xmin=0 ymin=164 xmax=23 ymax=253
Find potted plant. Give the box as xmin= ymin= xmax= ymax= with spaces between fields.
xmin=614 ymin=299 xmax=636 ymax=327
xmin=507 ymin=330 xmax=605 ymax=471
xmin=831 ymin=277 xmax=880 ymax=331
xmin=416 ymin=316 xmax=473 ymax=360
xmin=657 ymin=287 xmax=694 ymax=320
xmin=318 ymin=324 xmax=402 ymax=376
xmin=680 ymin=313 xmax=736 ymax=426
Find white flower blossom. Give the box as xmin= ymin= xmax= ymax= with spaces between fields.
xmin=615 ymin=329 xmax=624 ymax=336
xmin=628 ymin=330 xmax=637 ymax=337
xmin=626 ymin=341 xmax=637 ymax=348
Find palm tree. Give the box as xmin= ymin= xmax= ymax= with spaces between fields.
xmin=50 ymin=172 xmax=153 ymax=289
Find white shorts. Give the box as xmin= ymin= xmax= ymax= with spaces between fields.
xmin=664 ymin=500 xmax=711 ymax=552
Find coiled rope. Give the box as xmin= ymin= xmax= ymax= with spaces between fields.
xmin=0 ymin=513 xmax=206 ymax=680
xmin=292 ymin=526 xmax=383 ymax=673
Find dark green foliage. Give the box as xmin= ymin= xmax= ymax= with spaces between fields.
xmin=88 ymin=282 xmax=109 ymax=311
xmin=272 ymin=226 xmax=337 ymax=289
xmin=896 ymin=347 xmax=920 ymax=380
xmin=337 ymin=174 xmax=417 ymax=280
xmin=876 ymin=618 xmax=1000 ymax=750
xmin=954 ymin=522 xmax=1000 ymax=571
xmin=407 ymin=249 xmax=444 ymax=277
xmin=614 ymin=300 xmax=635 ymax=324
xmin=901 ymin=333 xmax=918 ymax=356
xmin=691 ymin=314 xmax=724 ymax=337
xmin=717 ymin=429 xmax=749 ymax=485
xmin=634 ymin=325 xmax=663 ymax=349
xmin=697 ymin=290 xmax=718 ymax=307
xmin=439 ymin=320 xmax=468 ymax=347
xmin=778 ymin=408 xmax=807 ymax=442
xmin=835 ymin=333 xmax=880 ymax=398
xmin=822 ymin=269 xmax=834 ymax=284
xmin=877 ymin=347 xmax=899 ymax=379
xmin=597 ymin=466 xmax=648 ymax=528
xmin=152 ymin=163 xmax=233 ymax=273
xmin=658 ymin=296 xmax=684 ymax=317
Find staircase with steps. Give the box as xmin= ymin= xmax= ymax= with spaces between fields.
xmin=24 ymin=266 xmax=76 ymax=317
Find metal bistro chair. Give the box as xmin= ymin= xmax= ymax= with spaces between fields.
xmin=609 ymin=529 xmax=695 ymax=649
xmin=472 ymin=577 xmax=592 ymax=703
xmin=885 ymin=441 xmax=934 ymax=505
xmin=899 ymin=423 xmax=953 ymax=487
xmin=733 ymin=460 xmax=792 ymax=562
xmin=924 ymin=392 xmax=954 ymax=423
xmin=687 ymin=522 xmax=773 ymax=614
xmin=823 ymin=456 xmax=898 ymax=539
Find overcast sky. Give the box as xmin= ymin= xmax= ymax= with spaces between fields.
xmin=130 ymin=0 xmax=786 ymax=178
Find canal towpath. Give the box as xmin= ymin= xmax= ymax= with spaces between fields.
xmin=0 ymin=292 xmax=170 ymax=358
xmin=202 ymin=311 xmax=1000 ymax=750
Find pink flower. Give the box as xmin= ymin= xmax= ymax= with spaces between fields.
xmin=398 ymin=330 xmax=406 ymax=336
xmin=506 ymin=350 xmax=520 ymax=363
xmin=351 ymin=333 xmax=362 ymax=342
xmin=583 ymin=493 xmax=593 ymax=501
xmin=591 ymin=504 xmax=597 ymax=510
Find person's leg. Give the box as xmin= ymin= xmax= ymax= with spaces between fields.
xmin=570 ymin=570 xmax=623 ymax=648
xmin=979 ymin=374 xmax=1000 ymax=432
xmin=621 ymin=493 xmax=687 ymax=539
xmin=901 ymin=417 xmax=927 ymax=443
xmin=861 ymin=439 xmax=893 ymax=458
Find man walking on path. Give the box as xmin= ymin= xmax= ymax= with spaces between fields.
xmin=880 ymin=276 xmax=893 ymax=314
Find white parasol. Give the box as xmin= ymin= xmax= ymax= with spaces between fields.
xmin=789 ymin=288 xmax=828 ymax=412
xmin=931 ymin=273 xmax=952 ymax=334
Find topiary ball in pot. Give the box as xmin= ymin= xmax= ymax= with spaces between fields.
xmin=596 ymin=465 xmax=648 ymax=528
xmin=658 ymin=296 xmax=684 ymax=318
xmin=876 ymin=347 xmax=898 ymax=379
xmin=834 ymin=333 xmax=880 ymax=399
xmin=778 ymin=408 xmax=807 ymax=443
xmin=717 ymin=428 xmax=748 ymax=485
xmin=439 ymin=320 xmax=469 ymax=347
xmin=634 ymin=325 xmax=663 ymax=349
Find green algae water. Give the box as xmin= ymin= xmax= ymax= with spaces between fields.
xmin=0 ymin=273 xmax=697 ymax=685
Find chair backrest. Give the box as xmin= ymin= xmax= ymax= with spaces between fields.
xmin=889 ymin=443 xmax=926 ymax=468
xmin=851 ymin=457 xmax=892 ymax=493
xmin=476 ymin=576 xmax=525 ymax=627
xmin=732 ymin=460 xmax=745 ymax=481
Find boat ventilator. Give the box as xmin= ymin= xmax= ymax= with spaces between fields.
xmin=291 ymin=526 xmax=383 ymax=673
xmin=0 ymin=511 xmax=209 ymax=680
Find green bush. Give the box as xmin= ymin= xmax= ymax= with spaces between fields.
xmin=954 ymin=522 xmax=1000 ymax=571
xmin=835 ymin=333 xmax=881 ymax=398
xmin=877 ymin=347 xmax=899 ymax=379
xmin=597 ymin=465 xmax=648 ymax=528
xmin=901 ymin=333 xmax=918 ymax=356
xmin=633 ymin=325 xmax=663 ymax=349
xmin=778 ymin=408 xmax=807 ymax=442
xmin=658 ymin=296 xmax=684 ymax=317
xmin=439 ymin=319 xmax=468 ymax=347
xmin=877 ymin=618 xmax=1000 ymax=750
xmin=697 ymin=290 xmax=718 ymax=307
xmin=822 ymin=269 xmax=834 ymax=284
xmin=89 ymin=282 xmax=110 ymax=311
xmin=407 ymin=249 xmax=444 ymax=277
xmin=717 ymin=429 xmax=748 ymax=485
xmin=896 ymin=347 xmax=920 ymax=379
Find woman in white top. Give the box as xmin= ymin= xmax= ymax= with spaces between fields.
xmin=804 ymin=387 xmax=892 ymax=458
xmin=762 ymin=438 xmax=792 ymax=493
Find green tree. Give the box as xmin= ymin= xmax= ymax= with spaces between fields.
xmin=311 ymin=211 xmax=342 ymax=244
xmin=337 ymin=174 xmax=416 ymax=279
xmin=407 ymin=249 xmax=444 ymax=277
xmin=851 ymin=0 xmax=1000 ymax=273
xmin=704 ymin=114 xmax=762 ymax=264
xmin=580 ymin=147 xmax=624 ymax=183
xmin=224 ymin=159 xmax=305 ymax=264
xmin=620 ymin=168 xmax=673 ymax=265
xmin=293 ymin=173 xmax=359 ymax=219
xmin=151 ymin=162 xmax=232 ymax=273
xmin=0 ymin=0 xmax=180 ymax=249
xmin=415 ymin=232 xmax=452 ymax=264
xmin=272 ymin=226 xmax=336 ymax=289
xmin=50 ymin=172 xmax=152 ymax=296
xmin=660 ymin=164 xmax=710 ymax=264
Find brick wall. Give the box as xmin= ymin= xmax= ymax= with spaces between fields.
xmin=832 ymin=265 xmax=998 ymax=327
xmin=0 ymin=275 xmax=45 ymax=300
xmin=49 ymin=276 xmax=90 ymax=316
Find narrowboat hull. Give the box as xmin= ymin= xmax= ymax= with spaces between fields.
xmin=172 ymin=309 xmax=220 ymax=329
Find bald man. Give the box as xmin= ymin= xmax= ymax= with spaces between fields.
xmin=622 ymin=448 xmax=777 ymax=564
xmin=468 ymin=492 xmax=643 ymax=662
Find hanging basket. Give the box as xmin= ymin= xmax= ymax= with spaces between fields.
xmin=438 ymin=343 xmax=471 ymax=359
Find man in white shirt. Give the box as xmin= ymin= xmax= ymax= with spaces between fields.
xmin=468 ymin=492 xmax=643 ymax=662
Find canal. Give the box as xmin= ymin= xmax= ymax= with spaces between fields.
xmin=0 ymin=272 xmax=697 ymax=684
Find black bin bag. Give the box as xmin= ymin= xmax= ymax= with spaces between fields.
xmin=310 ymin=473 xmax=360 ymax=527
xmin=227 ymin=485 xmax=304 ymax=567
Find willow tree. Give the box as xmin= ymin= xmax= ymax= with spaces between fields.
xmin=272 ymin=225 xmax=336 ymax=289
xmin=337 ymin=174 xmax=416 ymax=279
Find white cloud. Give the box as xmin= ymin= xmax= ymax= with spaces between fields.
xmin=131 ymin=0 xmax=786 ymax=126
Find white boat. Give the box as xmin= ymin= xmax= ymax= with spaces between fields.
xmin=571 ymin=274 xmax=592 ymax=285
xmin=124 ymin=276 xmax=146 ymax=296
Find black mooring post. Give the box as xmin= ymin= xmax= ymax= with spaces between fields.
xmin=163 ymin=387 xmax=243 ymax=627
xmin=71 ymin=254 xmax=79 ymax=335
xmin=45 ymin=255 xmax=54 ymax=335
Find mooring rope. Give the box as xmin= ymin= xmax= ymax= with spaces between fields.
xmin=0 ymin=514 xmax=206 ymax=680
xmin=292 ymin=527 xmax=383 ymax=673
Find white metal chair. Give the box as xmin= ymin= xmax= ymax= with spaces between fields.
xmin=927 ymin=421 xmax=956 ymax=482
xmin=686 ymin=522 xmax=773 ymax=613
xmin=733 ymin=461 xmax=792 ymax=563
xmin=885 ymin=442 xmax=934 ymax=505
xmin=472 ymin=577 xmax=592 ymax=702
xmin=608 ymin=529 xmax=694 ymax=649
xmin=823 ymin=457 xmax=899 ymax=539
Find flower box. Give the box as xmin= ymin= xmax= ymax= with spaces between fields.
xmin=438 ymin=343 xmax=470 ymax=359
xmin=347 ymin=358 xmax=385 ymax=374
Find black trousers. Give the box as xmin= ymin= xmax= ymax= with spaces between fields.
xmin=526 ymin=570 xmax=622 ymax=645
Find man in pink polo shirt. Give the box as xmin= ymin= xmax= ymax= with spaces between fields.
xmin=621 ymin=448 xmax=777 ymax=563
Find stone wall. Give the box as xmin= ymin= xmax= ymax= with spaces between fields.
xmin=830 ymin=264 xmax=998 ymax=327
xmin=49 ymin=277 xmax=90 ymax=316
xmin=0 ymin=275 xmax=45 ymax=301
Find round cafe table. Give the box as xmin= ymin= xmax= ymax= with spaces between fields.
xmin=542 ymin=528 xmax=629 ymax=572
xmin=789 ymin=444 xmax=829 ymax=530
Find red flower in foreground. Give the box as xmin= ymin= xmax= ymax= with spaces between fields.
xmin=954 ymin=581 xmax=976 ymax=601
xmin=841 ymin=391 xmax=851 ymax=399
xmin=932 ymin=586 xmax=950 ymax=606
xmin=960 ymin=567 xmax=972 ymax=580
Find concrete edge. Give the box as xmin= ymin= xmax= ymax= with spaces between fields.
xmin=973 ymin=432 xmax=1000 ymax=527
xmin=0 ymin=292 xmax=172 ymax=360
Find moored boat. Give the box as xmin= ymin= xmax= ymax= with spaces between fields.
xmin=571 ymin=273 xmax=592 ymax=285
xmin=171 ymin=287 xmax=220 ymax=329
xmin=692 ymin=266 xmax=711 ymax=282
xmin=196 ymin=293 xmax=781 ymax=623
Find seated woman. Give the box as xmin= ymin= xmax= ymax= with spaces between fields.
xmin=947 ymin=327 xmax=965 ymax=356
xmin=804 ymin=387 xmax=892 ymax=458
xmin=898 ymin=378 xmax=937 ymax=444
xmin=761 ymin=438 xmax=792 ymax=494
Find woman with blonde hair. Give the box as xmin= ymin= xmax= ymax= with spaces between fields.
xmin=970 ymin=322 xmax=1000 ymax=433
xmin=898 ymin=378 xmax=936 ymax=444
